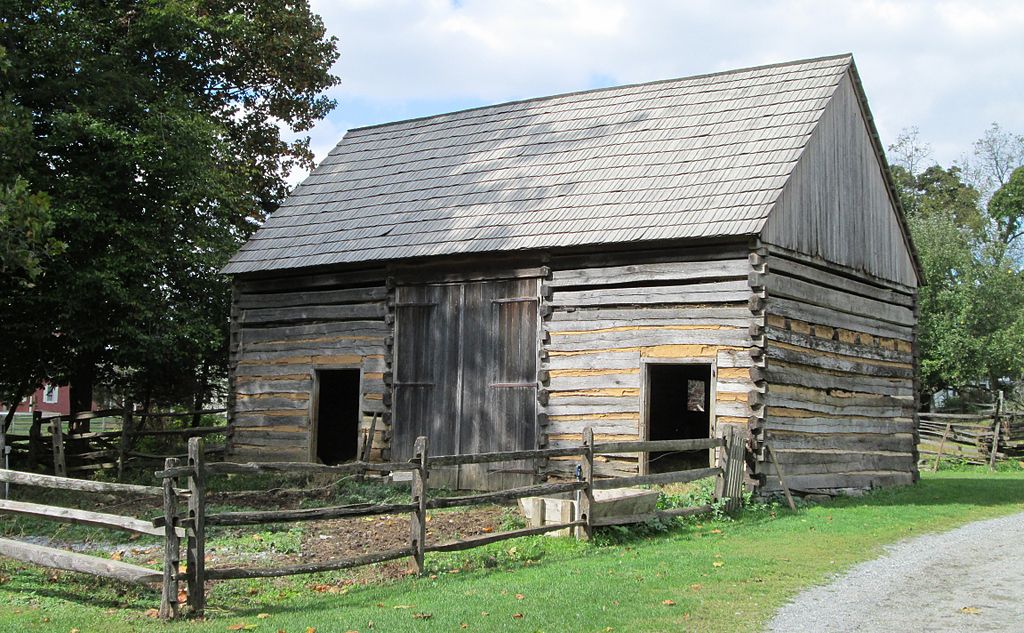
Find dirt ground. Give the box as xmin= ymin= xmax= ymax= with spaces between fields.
xmin=196 ymin=488 xmax=511 ymax=583
xmin=302 ymin=506 xmax=505 ymax=558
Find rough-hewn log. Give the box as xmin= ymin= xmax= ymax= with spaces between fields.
xmin=766 ymin=273 xmax=914 ymax=326
xmin=768 ymin=296 xmax=913 ymax=341
xmin=206 ymin=501 xmax=418 ymax=526
xmin=426 ymin=481 xmax=587 ymax=510
xmin=548 ymin=259 xmax=750 ymax=287
xmin=239 ymin=303 xmax=385 ymax=325
xmin=766 ymin=344 xmax=913 ymax=378
xmin=550 ymin=281 xmax=750 ymax=307
xmin=203 ymin=460 xmax=417 ymax=476
xmin=0 ymin=537 xmax=161 ymax=584
xmin=0 ymin=499 xmax=182 ymax=537
xmin=592 ymin=437 xmax=724 ymax=453
xmin=592 ymin=466 xmax=721 ymax=490
xmin=235 ymin=286 xmax=388 ymax=310
xmin=546 ymin=328 xmax=749 ymax=352
xmin=427 ymin=446 xmax=586 ymax=467
xmin=0 ymin=468 xmax=167 ymax=497
xmin=766 ymin=256 xmax=915 ymax=307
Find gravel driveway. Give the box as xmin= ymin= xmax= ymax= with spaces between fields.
xmin=767 ymin=511 xmax=1024 ymax=633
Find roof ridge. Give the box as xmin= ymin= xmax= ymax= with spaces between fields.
xmin=346 ymin=53 xmax=853 ymax=135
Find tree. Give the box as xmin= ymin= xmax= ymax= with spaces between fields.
xmin=894 ymin=123 xmax=1024 ymax=403
xmin=987 ymin=166 xmax=1024 ymax=247
xmin=959 ymin=122 xmax=1024 ymax=203
xmin=0 ymin=2 xmax=339 ymax=414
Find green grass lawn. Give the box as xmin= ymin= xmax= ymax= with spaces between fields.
xmin=2 ymin=469 xmax=1023 ymax=633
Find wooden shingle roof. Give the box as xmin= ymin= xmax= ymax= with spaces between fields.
xmin=224 ymin=54 xmax=854 ymax=274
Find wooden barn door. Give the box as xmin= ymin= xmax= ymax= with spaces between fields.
xmin=459 ymin=279 xmax=538 ymax=490
xmin=394 ymin=278 xmax=538 ymax=490
xmin=393 ymin=284 xmax=462 ymax=488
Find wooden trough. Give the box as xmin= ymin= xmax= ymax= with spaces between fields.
xmin=519 ymin=488 xmax=661 ymax=536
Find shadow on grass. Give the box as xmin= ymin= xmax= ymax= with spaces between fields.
xmin=821 ymin=476 xmax=1024 ymax=510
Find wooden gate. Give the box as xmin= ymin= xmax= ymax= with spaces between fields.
xmin=393 ymin=278 xmax=538 ymax=490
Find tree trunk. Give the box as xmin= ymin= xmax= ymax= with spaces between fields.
xmin=190 ymin=369 xmax=206 ymax=428
xmin=3 ymin=403 xmax=19 ymax=434
xmin=69 ymin=364 xmax=95 ymax=432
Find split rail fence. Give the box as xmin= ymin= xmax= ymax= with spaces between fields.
xmin=918 ymin=407 xmax=1024 ymax=469
xmin=0 ymin=428 xmax=745 ymax=619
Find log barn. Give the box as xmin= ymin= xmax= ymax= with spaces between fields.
xmin=222 ymin=54 xmax=921 ymax=493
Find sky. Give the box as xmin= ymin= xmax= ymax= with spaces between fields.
xmin=288 ymin=0 xmax=1024 ymax=184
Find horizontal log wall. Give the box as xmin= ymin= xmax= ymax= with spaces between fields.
xmin=757 ymin=246 xmax=918 ymax=493
xmin=541 ymin=246 xmax=757 ymax=478
xmin=229 ymin=269 xmax=389 ymax=462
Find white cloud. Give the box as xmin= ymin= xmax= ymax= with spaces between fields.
xmin=298 ymin=0 xmax=1024 ymax=177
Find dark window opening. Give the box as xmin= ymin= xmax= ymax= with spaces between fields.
xmin=316 ymin=369 xmax=361 ymax=465
xmin=647 ymin=363 xmax=712 ymax=473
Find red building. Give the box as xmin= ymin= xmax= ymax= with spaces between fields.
xmin=8 ymin=384 xmax=72 ymax=416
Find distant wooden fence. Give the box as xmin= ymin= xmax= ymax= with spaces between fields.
xmin=3 ymin=409 xmax=227 ymax=479
xmin=153 ymin=428 xmax=746 ymax=618
xmin=918 ymin=408 xmax=1024 ymax=469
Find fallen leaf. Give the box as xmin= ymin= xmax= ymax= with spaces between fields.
xmin=961 ymin=607 xmax=982 ymax=615
xmin=257 ymin=613 xmax=271 ymax=619
xmin=71 ymin=628 xmax=80 ymax=633
xmin=710 ymin=529 xmax=722 ymax=534
xmin=252 ymin=534 xmax=263 ymax=541
xmin=393 ymin=605 xmax=414 ymax=609
xmin=412 ymin=613 xmax=432 ymax=620
xmin=712 ymin=561 xmax=724 ymax=568
xmin=306 ymin=628 xmax=316 ymax=633
xmin=481 ymin=611 xmax=489 ymax=617
xmin=662 ymin=600 xmax=675 ymax=606
xmin=144 ymin=609 xmax=160 ymax=619
xmin=226 ymin=624 xmax=256 ymax=631
xmin=515 ymin=593 xmax=525 ymax=600
xmin=110 ymin=551 xmax=123 ymax=561
xmin=690 ymin=583 xmax=703 ymax=592
xmin=460 ymin=624 xmax=469 ymax=629
xmin=511 ymin=613 xmax=523 ymax=619
xmin=482 ymin=526 xmax=494 ymax=533
xmin=448 ymin=568 xmax=461 ymax=574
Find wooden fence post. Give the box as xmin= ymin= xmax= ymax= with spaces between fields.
xmin=117 ymin=407 xmax=133 ymax=482
xmin=989 ymin=391 xmax=1003 ymax=471
xmin=159 ymin=457 xmax=181 ymax=620
xmin=578 ymin=427 xmax=594 ymax=541
xmin=410 ymin=435 xmax=428 ymax=574
xmin=723 ymin=428 xmax=745 ymax=515
xmin=186 ymin=437 xmax=206 ymax=616
xmin=51 ymin=416 xmax=66 ymax=477
xmin=932 ymin=422 xmax=951 ymax=472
